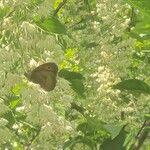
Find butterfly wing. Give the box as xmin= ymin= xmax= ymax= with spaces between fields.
xmin=25 ymin=62 xmax=58 ymax=91
xmin=33 ymin=63 xmax=58 ymax=75
xmin=40 ymin=72 xmax=57 ymax=91
xmin=30 ymin=69 xmax=56 ymax=91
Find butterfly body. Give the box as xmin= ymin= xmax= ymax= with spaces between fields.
xmin=25 ymin=62 xmax=58 ymax=91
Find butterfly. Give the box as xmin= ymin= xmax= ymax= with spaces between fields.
xmin=24 ymin=62 xmax=58 ymax=91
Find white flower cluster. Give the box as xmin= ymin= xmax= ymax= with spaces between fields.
xmin=19 ymin=21 xmax=64 ymax=64
xmin=69 ymin=0 xmax=137 ymax=121
xmin=0 ymin=0 xmax=75 ymax=147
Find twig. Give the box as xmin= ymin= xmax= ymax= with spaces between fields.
xmin=71 ymin=102 xmax=86 ymax=117
xmin=136 ymin=120 xmax=147 ymax=138
xmin=131 ymin=120 xmax=150 ymax=150
xmin=121 ymin=111 xmax=125 ymax=120
xmin=127 ymin=7 xmax=135 ymax=32
xmin=53 ymin=0 xmax=67 ymax=16
xmin=68 ymin=18 xmax=84 ymax=29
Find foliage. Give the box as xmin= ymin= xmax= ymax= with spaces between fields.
xmin=0 ymin=0 xmax=150 ymax=149
xmin=113 ymin=79 xmax=150 ymax=94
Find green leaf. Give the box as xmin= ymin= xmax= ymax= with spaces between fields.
xmin=3 ymin=111 xmax=15 ymax=127
xmin=104 ymin=122 xmax=126 ymax=139
xmin=77 ymin=121 xmax=105 ymax=135
xmin=33 ymin=16 xmax=67 ymax=34
xmin=58 ymin=69 xmax=84 ymax=80
xmin=144 ymin=114 xmax=150 ymax=121
xmin=58 ymin=69 xmax=85 ymax=96
xmin=77 ymin=117 xmax=108 ymax=143
xmin=129 ymin=32 xmax=150 ymax=42
xmin=9 ymin=99 xmax=22 ymax=109
xmin=133 ymin=14 xmax=150 ymax=35
xmin=12 ymin=83 xmax=26 ymax=95
xmin=63 ymin=135 xmax=95 ymax=149
xmin=113 ymin=79 xmax=150 ymax=94
xmin=70 ymin=79 xmax=85 ymax=96
xmin=0 ymin=6 xmax=10 ymax=19
xmin=101 ymin=126 xmax=128 ymax=150
xmin=124 ymin=0 xmax=150 ymax=15
xmin=125 ymin=0 xmax=150 ymax=38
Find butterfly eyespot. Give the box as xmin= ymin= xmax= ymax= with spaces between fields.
xmin=47 ymin=66 xmax=51 ymax=69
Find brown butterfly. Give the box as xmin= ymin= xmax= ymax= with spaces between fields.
xmin=25 ymin=62 xmax=58 ymax=91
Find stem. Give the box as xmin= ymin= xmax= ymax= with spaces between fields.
xmin=127 ymin=7 xmax=135 ymax=32
xmin=53 ymin=0 xmax=67 ymax=16
xmin=71 ymin=102 xmax=86 ymax=117
xmin=132 ymin=120 xmax=150 ymax=150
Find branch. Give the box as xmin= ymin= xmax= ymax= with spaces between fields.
xmin=68 ymin=18 xmax=84 ymax=29
xmin=53 ymin=0 xmax=67 ymax=16
xmin=132 ymin=120 xmax=150 ymax=150
xmin=71 ymin=102 xmax=86 ymax=117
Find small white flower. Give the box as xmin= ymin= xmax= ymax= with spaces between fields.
xmin=102 ymin=16 xmax=108 ymax=20
xmin=29 ymin=59 xmax=38 ymax=68
xmin=91 ymin=11 xmax=95 ymax=15
xmin=0 ymin=118 xmax=8 ymax=126
xmin=16 ymin=106 xmax=25 ymax=111
xmin=114 ymin=4 xmax=118 ymax=8
xmin=65 ymin=125 xmax=73 ymax=131
xmin=5 ymin=45 xmax=10 ymax=51
xmin=139 ymin=34 xmax=146 ymax=37
xmin=0 ymin=1 xmax=4 ymax=8
xmin=100 ymin=51 xmax=108 ymax=58
xmin=125 ymin=18 xmax=130 ymax=24
xmin=112 ymin=26 xmax=116 ymax=29
xmin=13 ymin=142 xmax=18 ymax=147
xmin=12 ymin=124 xmax=19 ymax=129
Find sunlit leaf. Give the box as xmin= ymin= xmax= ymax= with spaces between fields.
xmin=104 ymin=122 xmax=126 ymax=139
xmin=9 ymin=99 xmax=22 ymax=109
xmin=33 ymin=16 xmax=67 ymax=34
xmin=0 ymin=6 xmax=10 ymax=19
xmin=124 ymin=0 xmax=150 ymax=15
xmin=12 ymin=83 xmax=26 ymax=95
